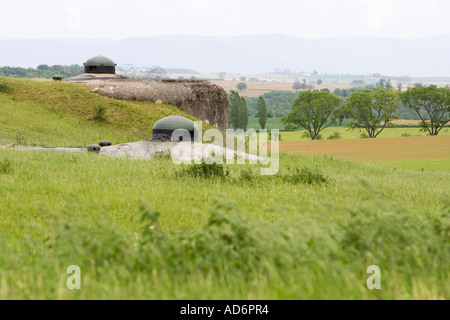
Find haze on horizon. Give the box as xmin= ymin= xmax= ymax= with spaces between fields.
xmin=0 ymin=0 xmax=449 ymax=40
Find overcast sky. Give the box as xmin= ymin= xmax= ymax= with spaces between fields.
xmin=0 ymin=0 xmax=449 ymax=39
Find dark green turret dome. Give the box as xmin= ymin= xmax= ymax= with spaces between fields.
xmin=152 ymin=116 xmax=198 ymax=142
xmin=84 ymin=55 xmax=116 ymax=74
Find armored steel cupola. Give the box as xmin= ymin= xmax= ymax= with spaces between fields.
xmin=152 ymin=115 xmax=198 ymax=142
xmin=83 ymin=55 xmax=116 ymax=74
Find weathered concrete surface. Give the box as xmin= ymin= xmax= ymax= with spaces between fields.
xmin=67 ymin=76 xmax=228 ymax=130
xmin=1 ymin=142 xmax=262 ymax=162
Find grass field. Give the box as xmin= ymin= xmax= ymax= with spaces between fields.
xmin=0 ymin=149 xmax=448 ymax=299
xmin=371 ymin=158 xmax=450 ymax=173
xmin=0 ymin=77 xmax=449 ymax=300
xmin=246 ymin=118 xmax=286 ymax=130
xmin=281 ymin=127 xmax=450 ymax=141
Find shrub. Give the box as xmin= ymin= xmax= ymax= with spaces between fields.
xmin=401 ymin=132 xmax=411 ymax=137
xmin=359 ymin=133 xmax=370 ymax=139
xmin=93 ymin=105 xmax=107 ymax=121
xmin=239 ymin=168 xmax=258 ymax=183
xmin=0 ymin=159 xmax=13 ymax=174
xmin=283 ymin=167 xmax=328 ymax=185
xmin=176 ymin=160 xmax=229 ymax=179
xmin=0 ymin=82 xmax=13 ymax=94
xmin=327 ymin=131 xmax=342 ymax=140
xmin=301 ymin=132 xmax=322 ymax=140
xmin=14 ymin=133 xmax=27 ymax=145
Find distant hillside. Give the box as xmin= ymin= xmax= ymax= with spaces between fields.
xmin=0 ymin=77 xmax=200 ymax=147
xmin=1 ymin=35 xmax=450 ymax=76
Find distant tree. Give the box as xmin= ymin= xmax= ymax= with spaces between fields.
xmin=312 ymin=70 xmax=319 ymax=75
xmin=241 ymin=91 xmax=297 ymax=118
xmin=237 ymin=82 xmax=247 ymax=91
xmin=239 ymin=96 xmax=249 ymax=131
xmin=375 ymin=78 xmax=393 ymax=89
xmin=229 ymin=90 xmax=241 ymax=130
xmin=351 ymin=80 xmax=365 ymax=86
xmin=229 ymin=90 xmax=248 ymax=130
xmin=240 ymin=76 xmax=246 ymax=81
xmin=37 ymin=64 xmax=50 ymax=70
xmin=333 ymin=87 xmax=364 ymax=98
xmin=282 ymin=91 xmax=343 ymax=140
xmin=256 ymin=96 xmax=268 ymax=129
xmin=0 ymin=64 xmax=83 ymax=79
xmin=292 ymin=81 xmax=302 ymax=90
xmin=386 ymin=79 xmax=393 ymax=89
xmin=317 ymin=79 xmax=323 ymax=85
xmin=400 ymin=85 xmax=450 ymax=136
xmin=345 ymin=88 xmax=399 ymax=138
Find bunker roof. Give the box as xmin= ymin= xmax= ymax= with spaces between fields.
xmin=153 ymin=115 xmax=197 ymax=132
xmin=84 ymin=55 xmax=116 ymax=67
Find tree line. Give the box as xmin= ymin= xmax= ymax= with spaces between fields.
xmin=229 ymin=90 xmax=269 ymax=131
xmin=282 ymin=85 xmax=450 ymax=140
xmin=0 ymin=65 xmax=83 ymax=79
xmin=229 ymin=86 xmax=450 ymax=139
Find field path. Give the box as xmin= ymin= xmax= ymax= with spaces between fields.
xmin=279 ymin=136 xmax=450 ymax=162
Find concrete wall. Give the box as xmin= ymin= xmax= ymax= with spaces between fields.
xmin=69 ymin=76 xmax=228 ymax=130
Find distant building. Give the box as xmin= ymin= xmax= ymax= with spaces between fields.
xmin=83 ymin=55 xmax=116 ymax=74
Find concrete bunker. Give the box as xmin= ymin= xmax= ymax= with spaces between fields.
xmin=68 ymin=56 xmax=228 ymax=129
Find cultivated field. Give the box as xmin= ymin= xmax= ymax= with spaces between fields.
xmin=279 ymin=135 xmax=450 ymax=164
xmin=210 ymin=80 xmax=354 ymax=97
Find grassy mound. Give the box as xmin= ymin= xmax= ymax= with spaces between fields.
xmin=0 ymin=77 xmax=203 ymax=147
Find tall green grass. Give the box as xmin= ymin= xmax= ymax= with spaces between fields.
xmin=0 ymin=149 xmax=448 ymax=299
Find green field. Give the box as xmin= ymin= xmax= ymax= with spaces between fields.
xmin=246 ymin=118 xmax=286 ymax=130
xmin=281 ymin=127 xmax=450 ymax=141
xmin=371 ymin=158 xmax=450 ymax=173
xmin=0 ymin=150 xmax=448 ymax=299
xmin=0 ymin=78 xmax=449 ymax=300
